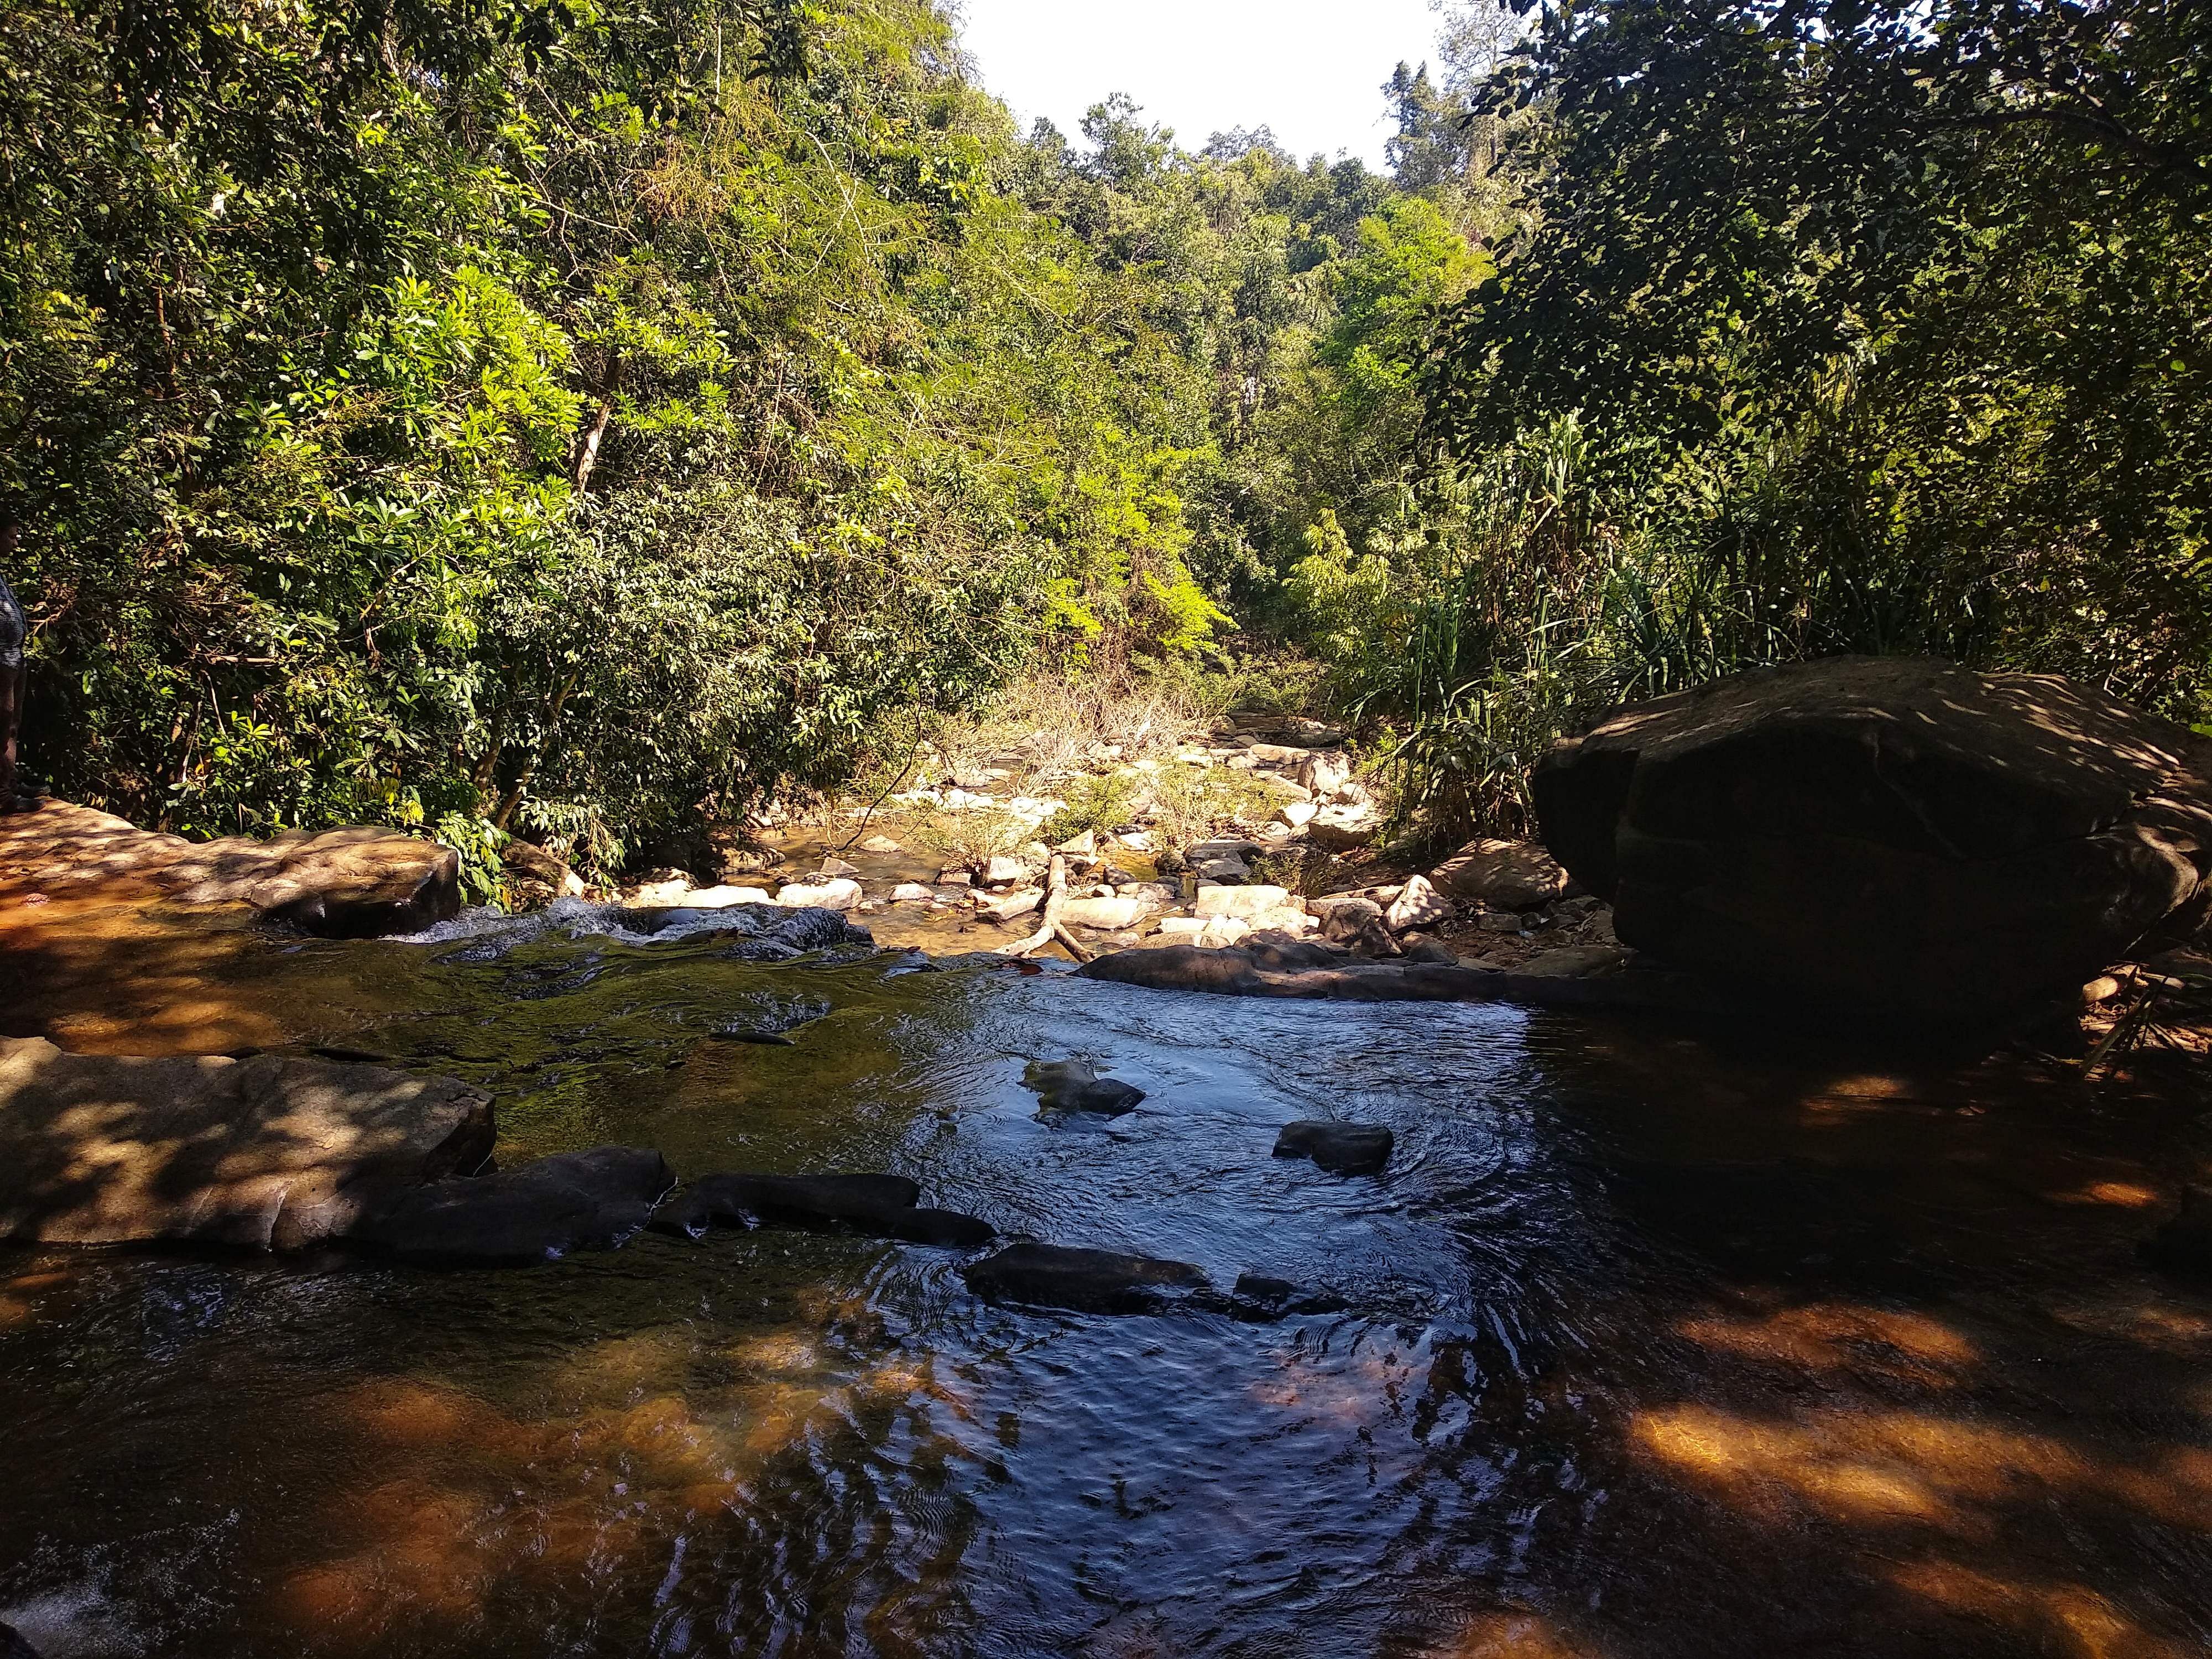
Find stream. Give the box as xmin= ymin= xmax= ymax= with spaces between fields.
xmin=2 ymin=910 xmax=2209 ymax=1657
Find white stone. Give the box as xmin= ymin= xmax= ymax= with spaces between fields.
xmin=1385 ymin=874 xmax=1453 ymax=933
xmin=1061 ymin=895 xmax=1147 ymax=930
xmin=1115 ymin=830 xmax=1155 ymax=851
xmin=890 ymin=882 xmax=934 ymax=902
xmin=1194 ymin=883 xmax=1294 ymax=920
xmin=983 ymin=855 xmax=1028 ymax=885
xmin=1294 ymin=752 xmax=1352 ymax=798
xmin=857 ymin=834 xmax=902 ymax=854
xmin=632 ymin=878 xmax=692 ymax=906
xmin=775 ymin=878 xmax=862 ymax=912
xmin=1156 ymin=915 xmax=1250 ymax=947
xmin=977 ymin=886 xmax=1043 ymax=922
xmin=1248 ymin=906 xmax=1319 ymax=936
xmin=1305 ymin=804 xmax=1379 ymax=851
xmin=1055 ymin=829 xmax=1098 ymax=856
xmin=680 ymin=885 xmax=775 ymax=908
xmin=1276 ymin=800 xmax=1319 ymax=828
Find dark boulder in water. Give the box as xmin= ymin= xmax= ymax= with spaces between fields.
xmin=1533 ymin=656 xmax=2212 ymax=1031
xmin=1273 ymin=1120 xmax=1394 ymax=1176
xmin=962 ymin=1241 xmax=1208 ymax=1313
xmin=1022 ymin=1058 xmax=1145 ymax=1115
xmin=0 ymin=1623 xmax=40 ymax=1659
xmin=650 ymin=1172 xmax=995 ymax=1248
xmin=353 ymin=1146 xmax=673 ymax=1266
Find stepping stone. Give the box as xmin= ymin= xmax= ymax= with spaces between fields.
xmin=354 ymin=1146 xmax=673 ymax=1266
xmin=962 ymin=1242 xmax=1208 ymax=1314
xmin=1023 ymin=1059 xmax=1145 ymax=1115
xmin=1273 ymin=1120 xmax=1393 ymax=1176
xmin=649 ymin=1172 xmax=995 ymax=1248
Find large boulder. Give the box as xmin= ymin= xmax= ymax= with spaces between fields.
xmin=0 ymin=1037 xmax=494 ymax=1249
xmin=0 ymin=800 xmax=460 ymax=936
xmin=1532 ymin=658 xmax=2212 ymax=1027
xmin=1430 ymin=837 xmax=1569 ymax=910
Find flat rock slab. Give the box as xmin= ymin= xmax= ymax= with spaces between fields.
xmin=1274 ymin=1120 xmax=1394 ymax=1176
xmin=650 ymin=1171 xmax=994 ymax=1248
xmin=962 ymin=1242 xmax=1209 ymax=1314
xmin=353 ymin=1146 xmax=672 ymax=1266
xmin=1079 ymin=942 xmax=1728 ymax=1015
xmin=0 ymin=1037 xmax=493 ymax=1249
xmin=0 ymin=799 xmax=459 ymax=937
xmin=1022 ymin=1059 xmax=1145 ymax=1115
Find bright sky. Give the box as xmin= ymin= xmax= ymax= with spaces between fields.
xmin=954 ymin=1 xmax=1449 ymax=170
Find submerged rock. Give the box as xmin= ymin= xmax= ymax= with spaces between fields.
xmin=353 ymin=1146 xmax=673 ymax=1266
xmin=962 ymin=1242 xmax=1209 ymax=1313
xmin=651 ymin=1171 xmax=995 ymax=1247
xmin=1534 ymin=656 xmax=2212 ymax=1030
xmin=0 ymin=1037 xmax=494 ymax=1249
xmin=1231 ymin=1271 xmax=1352 ymax=1318
xmin=2144 ymin=1185 xmax=2212 ymax=1280
xmin=1023 ymin=1059 xmax=1146 ymax=1115
xmin=1274 ymin=1120 xmax=1394 ymax=1176
xmin=0 ymin=1622 xmax=39 ymax=1659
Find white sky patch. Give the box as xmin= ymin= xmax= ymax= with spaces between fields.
xmin=954 ymin=0 xmax=1447 ymax=169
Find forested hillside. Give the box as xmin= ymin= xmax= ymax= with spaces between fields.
xmin=6 ymin=0 xmax=2209 ymax=875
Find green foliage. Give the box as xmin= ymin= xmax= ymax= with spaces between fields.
xmin=1037 ymin=772 xmax=1141 ymax=844
xmin=1423 ymin=0 xmax=2212 ymax=721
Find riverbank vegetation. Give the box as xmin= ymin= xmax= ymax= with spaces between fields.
xmin=6 ymin=0 xmax=2209 ymax=879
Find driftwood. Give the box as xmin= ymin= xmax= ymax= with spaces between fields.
xmin=1000 ymin=855 xmax=1095 ymax=963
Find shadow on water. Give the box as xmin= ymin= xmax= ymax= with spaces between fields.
xmin=0 ymin=907 xmax=2208 ymax=1657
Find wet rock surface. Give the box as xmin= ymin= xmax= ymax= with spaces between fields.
xmin=650 ymin=1172 xmax=995 ymax=1248
xmin=353 ymin=1146 xmax=674 ymax=1266
xmin=0 ymin=1037 xmax=494 ymax=1249
xmin=1022 ymin=1059 xmax=1146 ymax=1115
xmin=1274 ymin=1120 xmax=1394 ymax=1176
xmin=1078 ymin=941 xmax=1726 ymax=1014
xmin=1535 ymin=656 xmax=2212 ymax=1028
xmin=961 ymin=1241 xmax=1210 ymax=1314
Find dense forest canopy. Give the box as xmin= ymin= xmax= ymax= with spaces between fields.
xmin=4 ymin=0 xmax=2208 ymax=875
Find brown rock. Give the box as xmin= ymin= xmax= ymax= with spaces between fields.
xmin=1431 ymin=838 xmax=1570 ymax=910
xmin=1533 ymin=657 xmax=2212 ymax=1028
xmin=0 ymin=800 xmax=461 ymax=937
xmin=0 ymin=1037 xmax=493 ymax=1249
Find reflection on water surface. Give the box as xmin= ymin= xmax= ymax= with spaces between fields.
xmin=2 ymin=916 xmax=2209 ymax=1657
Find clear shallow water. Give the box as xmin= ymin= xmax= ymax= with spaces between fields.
xmin=2 ymin=918 xmax=2210 ymax=1658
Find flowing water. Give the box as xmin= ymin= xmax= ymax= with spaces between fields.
xmin=2 ymin=905 xmax=2210 ymax=1658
